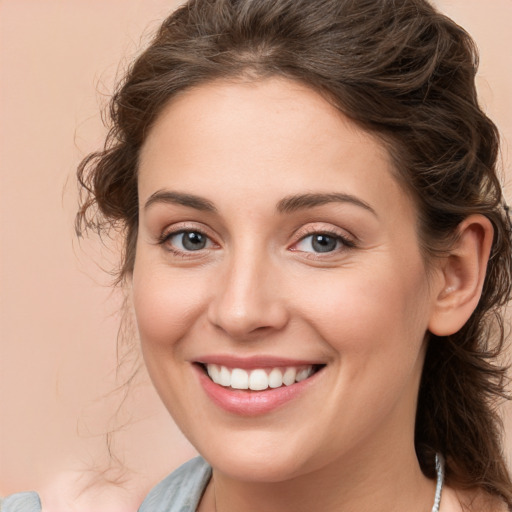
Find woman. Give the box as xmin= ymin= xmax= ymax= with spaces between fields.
xmin=3 ymin=0 xmax=511 ymax=510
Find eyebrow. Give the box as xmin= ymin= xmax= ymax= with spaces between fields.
xmin=277 ymin=192 xmax=377 ymax=216
xmin=144 ymin=190 xmax=217 ymax=212
xmin=144 ymin=190 xmax=376 ymax=217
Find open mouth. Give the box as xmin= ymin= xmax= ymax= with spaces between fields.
xmin=197 ymin=363 xmax=325 ymax=391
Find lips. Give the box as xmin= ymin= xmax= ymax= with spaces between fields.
xmin=194 ymin=356 xmax=325 ymax=415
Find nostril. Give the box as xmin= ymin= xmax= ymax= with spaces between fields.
xmin=206 ymin=268 xmax=290 ymax=337
xmin=253 ymin=325 xmax=274 ymax=333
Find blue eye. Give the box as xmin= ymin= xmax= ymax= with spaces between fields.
xmin=167 ymin=231 xmax=212 ymax=251
xmin=295 ymin=233 xmax=344 ymax=253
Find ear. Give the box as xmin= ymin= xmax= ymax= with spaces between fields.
xmin=428 ymin=214 xmax=494 ymax=337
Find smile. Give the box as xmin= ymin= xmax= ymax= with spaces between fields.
xmin=205 ymin=364 xmax=318 ymax=391
xmin=194 ymin=358 xmax=325 ymax=415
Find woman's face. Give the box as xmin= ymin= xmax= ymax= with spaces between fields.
xmin=133 ymin=78 xmax=441 ymax=482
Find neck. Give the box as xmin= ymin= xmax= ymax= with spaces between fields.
xmin=208 ymin=441 xmax=436 ymax=512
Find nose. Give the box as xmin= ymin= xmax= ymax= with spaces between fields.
xmin=207 ymin=249 xmax=290 ymax=339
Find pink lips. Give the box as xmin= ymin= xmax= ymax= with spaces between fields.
xmin=196 ymin=354 xmax=321 ymax=369
xmin=193 ymin=355 xmax=324 ymax=416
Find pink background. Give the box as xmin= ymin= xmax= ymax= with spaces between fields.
xmin=1 ymin=1 xmax=511 ymax=510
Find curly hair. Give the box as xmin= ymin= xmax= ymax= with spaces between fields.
xmin=76 ymin=0 xmax=512 ymax=505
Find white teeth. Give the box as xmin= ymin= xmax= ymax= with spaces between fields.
xmin=205 ymin=364 xmax=316 ymax=391
xmin=219 ymin=365 xmax=231 ymax=386
xmin=231 ymin=368 xmax=249 ymax=389
xmin=268 ymin=368 xmax=283 ymax=388
xmin=208 ymin=364 xmax=220 ymax=384
xmin=296 ymin=367 xmax=312 ymax=382
xmin=282 ymin=367 xmax=296 ymax=386
xmin=249 ymin=369 xmax=268 ymax=391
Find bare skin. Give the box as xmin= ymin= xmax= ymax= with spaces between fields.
xmin=133 ymin=77 xmax=495 ymax=512
xmin=197 ymin=476 xmax=508 ymax=512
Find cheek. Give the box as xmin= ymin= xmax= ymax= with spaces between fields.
xmin=132 ymin=259 xmax=209 ymax=352
xmin=297 ymin=263 xmax=431 ymax=428
xmin=293 ymin=259 xmax=431 ymax=357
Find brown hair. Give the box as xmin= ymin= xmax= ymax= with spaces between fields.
xmin=76 ymin=0 xmax=512 ymax=506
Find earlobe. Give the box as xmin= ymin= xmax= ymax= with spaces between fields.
xmin=428 ymin=215 xmax=494 ymax=336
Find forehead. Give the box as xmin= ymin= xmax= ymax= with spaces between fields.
xmin=138 ymin=77 xmax=412 ymax=218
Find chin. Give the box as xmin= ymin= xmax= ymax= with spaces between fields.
xmin=197 ymin=436 xmax=315 ymax=483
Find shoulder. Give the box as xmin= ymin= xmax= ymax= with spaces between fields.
xmin=0 ymin=492 xmax=41 ymax=512
xmin=138 ymin=456 xmax=212 ymax=512
xmin=462 ymin=491 xmax=510 ymax=512
xmin=442 ymin=486 xmax=510 ymax=512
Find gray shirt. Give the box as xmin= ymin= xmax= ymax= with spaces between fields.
xmin=138 ymin=457 xmax=211 ymax=512
xmin=0 ymin=457 xmax=211 ymax=512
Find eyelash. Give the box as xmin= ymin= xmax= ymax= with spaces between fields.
xmin=157 ymin=226 xmax=356 ymax=258
xmin=157 ymin=224 xmax=217 ymax=258
xmin=290 ymin=228 xmax=356 ymax=257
